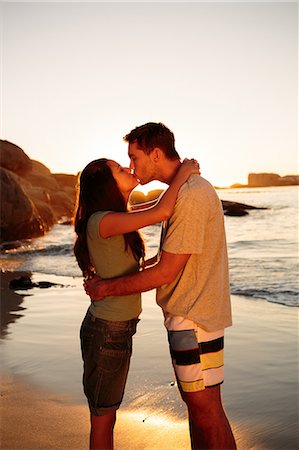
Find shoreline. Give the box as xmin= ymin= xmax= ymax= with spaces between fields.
xmin=0 ymin=270 xmax=298 ymax=449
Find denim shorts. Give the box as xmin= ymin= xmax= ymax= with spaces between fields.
xmin=80 ymin=310 xmax=139 ymax=416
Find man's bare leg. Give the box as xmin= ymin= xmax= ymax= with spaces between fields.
xmin=184 ymin=385 xmax=236 ymax=450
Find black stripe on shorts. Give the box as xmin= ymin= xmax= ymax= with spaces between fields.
xmin=198 ymin=337 xmax=224 ymax=354
xmin=171 ymin=348 xmax=200 ymax=366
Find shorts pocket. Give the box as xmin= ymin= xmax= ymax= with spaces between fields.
xmin=97 ymin=346 xmax=129 ymax=373
xmin=168 ymin=329 xmax=200 ymax=366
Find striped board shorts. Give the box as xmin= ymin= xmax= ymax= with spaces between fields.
xmin=164 ymin=312 xmax=224 ymax=393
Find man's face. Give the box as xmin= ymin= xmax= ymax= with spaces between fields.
xmin=128 ymin=141 xmax=156 ymax=185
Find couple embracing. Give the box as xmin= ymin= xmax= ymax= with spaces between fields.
xmin=74 ymin=122 xmax=236 ymax=450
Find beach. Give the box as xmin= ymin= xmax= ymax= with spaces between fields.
xmin=1 ymin=269 xmax=297 ymax=450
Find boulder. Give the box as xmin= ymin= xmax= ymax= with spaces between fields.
xmin=223 ymin=205 xmax=249 ymax=216
xmin=222 ymin=200 xmax=266 ymax=216
xmin=31 ymin=160 xmax=52 ymax=176
xmin=0 ymin=141 xmax=77 ymax=243
xmin=49 ymin=190 xmax=76 ymax=220
xmin=8 ymin=275 xmax=62 ymax=290
xmin=23 ymin=172 xmax=60 ymax=192
xmin=53 ymin=173 xmax=77 ymax=189
xmin=0 ymin=167 xmax=45 ymax=242
xmin=0 ymin=140 xmax=32 ymax=175
xmin=32 ymin=199 xmax=56 ymax=230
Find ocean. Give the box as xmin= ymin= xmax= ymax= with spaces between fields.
xmin=2 ymin=185 xmax=298 ymax=308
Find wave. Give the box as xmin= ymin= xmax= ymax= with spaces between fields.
xmin=1 ymin=243 xmax=72 ymax=257
xmin=230 ymin=286 xmax=298 ymax=307
xmin=1 ymin=217 xmax=297 ymax=308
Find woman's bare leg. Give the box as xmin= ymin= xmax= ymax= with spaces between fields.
xmin=90 ymin=411 xmax=116 ymax=450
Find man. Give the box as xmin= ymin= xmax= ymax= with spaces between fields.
xmin=85 ymin=122 xmax=236 ymax=450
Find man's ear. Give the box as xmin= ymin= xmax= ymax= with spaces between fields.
xmin=150 ymin=147 xmax=163 ymax=163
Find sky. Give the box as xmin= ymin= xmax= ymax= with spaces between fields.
xmin=0 ymin=1 xmax=298 ymax=190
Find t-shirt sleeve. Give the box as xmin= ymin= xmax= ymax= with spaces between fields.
xmin=162 ymin=185 xmax=208 ymax=255
xmin=87 ymin=211 xmax=110 ymax=241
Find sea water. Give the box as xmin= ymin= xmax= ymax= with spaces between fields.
xmin=2 ymin=185 xmax=298 ymax=307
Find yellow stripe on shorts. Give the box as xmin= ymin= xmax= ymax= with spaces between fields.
xmin=180 ymin=378 xmax=205 ymax=392
xmin=200 ymin=349 xmax=224 ymax=371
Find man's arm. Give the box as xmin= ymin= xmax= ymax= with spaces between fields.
xmin=85 ymin=251 xmax=190 ymax=301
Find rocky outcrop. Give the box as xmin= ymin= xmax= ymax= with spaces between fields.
xmin=221 ymin=200 xmax=266 ymax=216
xmin=248 ymin=173 xmax=299 ymax=187
xmin=0 ymin=140 xmax=77 ymax=243
xmin=0 ymin=167 xmax=45 ymax=241
xmin=9 ymin=274 xmax=63 ymax=290
xmin=0 ymin=140 xmax=32 ymax=175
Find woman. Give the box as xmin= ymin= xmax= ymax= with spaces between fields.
xmin=74 ymin=157 xmax=199 ymax=450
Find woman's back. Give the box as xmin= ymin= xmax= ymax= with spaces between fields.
xmin=87 ymin=211 xmax=141 ymax=321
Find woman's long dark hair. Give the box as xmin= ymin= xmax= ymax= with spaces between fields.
xmin=73 ymin=158 xmax=144 ymax=276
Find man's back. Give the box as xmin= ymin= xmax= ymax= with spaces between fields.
xmin=157 ymin=175 xmax=232 ymax=332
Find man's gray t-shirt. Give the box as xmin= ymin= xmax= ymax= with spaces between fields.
xmin=156 ymin=175 xmax=232 ymax=332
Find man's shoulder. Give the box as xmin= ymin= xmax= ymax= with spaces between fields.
xmin=179 ymin=175 xmax=215 ymax=197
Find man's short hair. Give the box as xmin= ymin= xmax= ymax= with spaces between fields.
xmin=123 ymin=122 xmax=180 ymax=160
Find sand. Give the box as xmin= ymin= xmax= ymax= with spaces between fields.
xmin=0 ymin=271 xmax=298 ymax=449
xmin=1 ymin=372 xmax=257 ymax=450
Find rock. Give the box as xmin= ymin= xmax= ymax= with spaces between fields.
xmin=248 ymin=172 xmax=299 ymax=187
xmin=37 ymin=281 xmax=62 ymax=288
xmin=24 ymin=172 xmax=60 ymax=192
xmin=0 ymin=140 xmax=32 ymax=175
xmin=0 ymin=167 xmax=45 ymax=242
xmin=0 ymin=241 xmax=25 ymax=251
xmin=224 ymin=206 xmax=249 ymax=216
xmin=31 ymin=160 xmax=52 ymax=176
xmin=9 ymin=275 xmax=38 ymax=290
xmin=53 ymin=173 xmax=77 ymax=190
xmin=9 ymin=275 xmax=62 ymax=290
xmin=49 ymin=190 xmax=76 ymax=220
xmin=0 ymin=141 xmax=77 ymax=244
xmin=32 ymin=199 xmax=56 ymax=230
xmin=222 ymin=200 xmax=266 ymax=217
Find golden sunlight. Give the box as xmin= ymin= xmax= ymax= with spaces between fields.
xmin=115 ymin=410 xmax=190 ymax=450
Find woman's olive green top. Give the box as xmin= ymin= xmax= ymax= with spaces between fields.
xmin=86 ymin=211 xmax=141 ymax=321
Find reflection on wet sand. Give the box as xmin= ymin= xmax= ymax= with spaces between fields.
xmin=0 ymin=271 xmax=30 ymax=338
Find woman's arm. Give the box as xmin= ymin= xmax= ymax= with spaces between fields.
xmin=99 ymin=158 xmax=200 ymax=238
xmin=144 ymin=254 xmax=158 ymax=268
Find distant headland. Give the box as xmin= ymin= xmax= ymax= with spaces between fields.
xmin=0 ymin=139 xmax=298 ymax=244
xmin=226 ymin=172 xmax=299 ymax=189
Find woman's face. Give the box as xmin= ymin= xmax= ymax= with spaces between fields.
xmin=107 ymin=160 xmax=139 ymax=195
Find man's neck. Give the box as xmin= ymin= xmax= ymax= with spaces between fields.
xmin=158 ymin=159 xmax=181 ymax=185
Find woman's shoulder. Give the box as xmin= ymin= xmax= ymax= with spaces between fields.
xmin=87 ymin=211 xmax=112 ymax=240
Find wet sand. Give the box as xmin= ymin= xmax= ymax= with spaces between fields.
xmin=0 ymin=270 xmax=298 ymax=449
xmin=1 ymin=373 xmax=257 ymax=450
